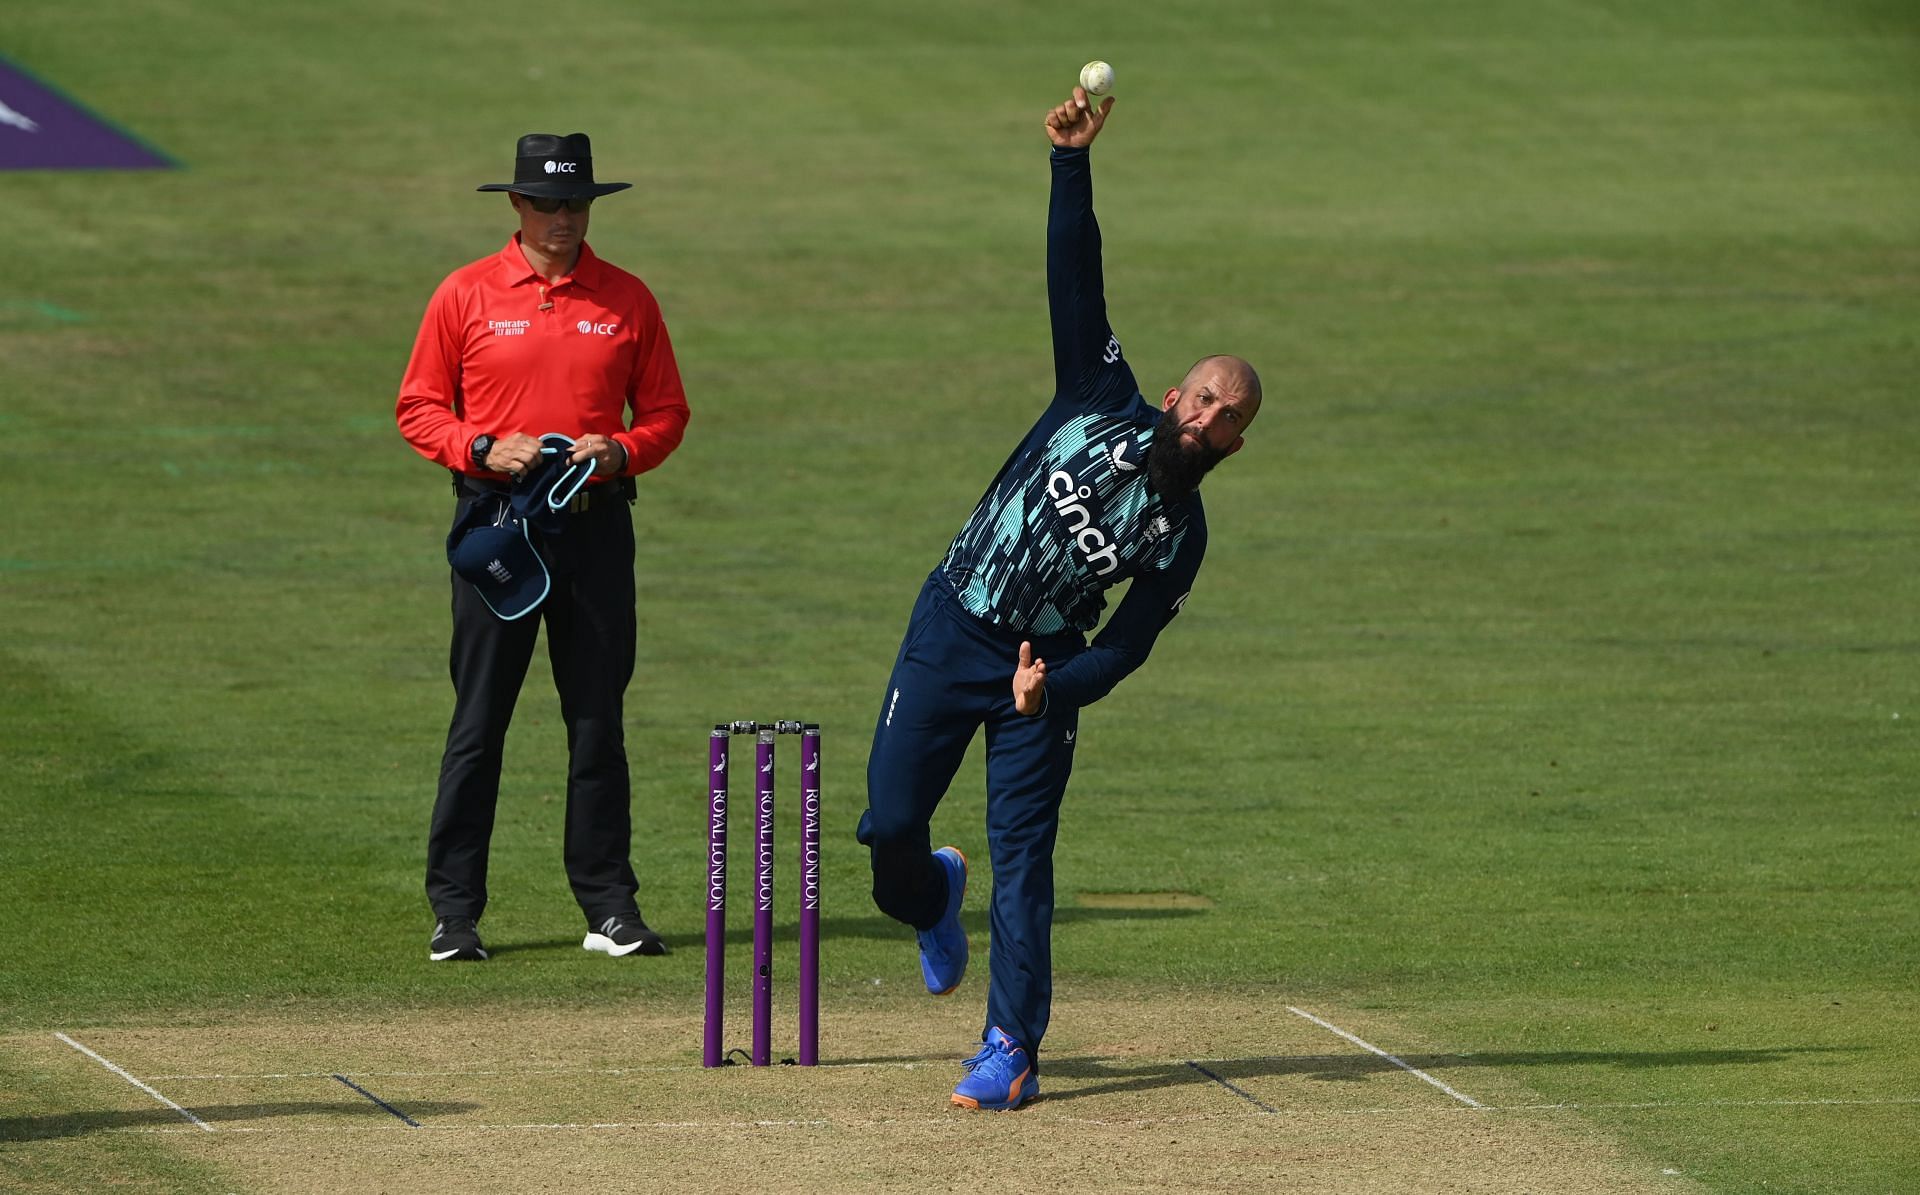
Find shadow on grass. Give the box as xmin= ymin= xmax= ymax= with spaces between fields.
xmin=1041 ymin=1046 xmax=1866 ymax=1104
xmin=484 ymin=938 xmax=584 ymax=958
xmin=477 ymin=905 xmax=1204 ymax=955
xmin=0 ymin=1100 xmax=478 ymax=1141
xmin=474 ymin=907 xmax=1206 ymax=956
xmin=648 ymin=907 xmax=1207 ymax=952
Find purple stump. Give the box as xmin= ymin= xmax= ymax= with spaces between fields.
xmin=752 ymin=727 xmax=776 ymax=1067
xmin=703 ymin=727 xmax=729 ymax=1068
xmin=799 ymin=725 xmax=821 ymax=1065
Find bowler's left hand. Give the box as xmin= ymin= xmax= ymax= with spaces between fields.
xmin=570 ymin=434 xmax=628 ymax=477
xmin=1013 ymin=641 xmax=1048 ymax=716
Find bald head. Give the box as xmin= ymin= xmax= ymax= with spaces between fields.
xmin=1180 ymin=355 xmax=1262 ymax=411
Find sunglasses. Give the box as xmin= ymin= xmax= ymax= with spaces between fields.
xmin=519 ymin=194 xmax=594 ymax=214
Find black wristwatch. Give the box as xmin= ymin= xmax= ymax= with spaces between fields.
xmin=470 ymin=434 xmax=495 ymax=471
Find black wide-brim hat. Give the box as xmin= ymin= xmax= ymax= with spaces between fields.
xmin=476 ymin=132 xmax=632 ymax=200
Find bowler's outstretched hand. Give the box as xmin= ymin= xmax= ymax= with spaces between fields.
xmin=1014 ymin=641 xmax=1048 ymax=715
xmin=1045 ymin=87 xmax=1114 ymax=149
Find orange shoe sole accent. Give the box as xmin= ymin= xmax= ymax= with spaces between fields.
xmin=950 ymin=1067 xmax=1034 ymax=1111
xmin=948 ymin=1091 xmax=1038 ymax=1111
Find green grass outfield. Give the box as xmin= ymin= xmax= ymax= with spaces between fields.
xmin=3 ymin=0 xmax=1917 ymax=1189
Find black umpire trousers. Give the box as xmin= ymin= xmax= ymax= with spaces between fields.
xmin=426 ymin=482 xmax=641 ymax=925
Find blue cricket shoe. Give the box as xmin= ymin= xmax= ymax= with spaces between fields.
xmin=951 ymin=1026 xmax=1039 ymax=1111
xmin=917 ymin=846 xmax=968 ymax=995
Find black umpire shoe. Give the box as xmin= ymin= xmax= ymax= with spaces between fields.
xmin=583 ymin=913 xmax=667 ymax=957
xmin=429 ymin=916 xmax=488 ymax=962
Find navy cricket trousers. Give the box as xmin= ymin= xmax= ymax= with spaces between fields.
xmin=863 ymin=570 xmax=1083 ymax=1064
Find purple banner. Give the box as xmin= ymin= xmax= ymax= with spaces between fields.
xmin=0 ymin=59 xmax=173 ymax=171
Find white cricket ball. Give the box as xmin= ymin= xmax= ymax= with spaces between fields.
xmin=1080 ymin=60 xmax=1115 ymax=97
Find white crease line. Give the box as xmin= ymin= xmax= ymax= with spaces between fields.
xmin=67 ymin=1112 xmax=1273 ymax=1136
xmin=1286 ymin=1006 xmax=1484 ymax=1108
xmin=68 ymin=1097 xmax=1920 ymax=1138
xmin=144 ymin=1060 xmax=933 ymax=1080
xmin=142 ymin=1055 xmax=1367 ymax=1082
xmin=1511 ymin=1097 xmax=1920 ymax=1112
xmin=54 ymin=1032 xmax=214 ymax=1133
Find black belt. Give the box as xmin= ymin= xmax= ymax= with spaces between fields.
xmin=452 ymin=472 xmax=635 ymax=513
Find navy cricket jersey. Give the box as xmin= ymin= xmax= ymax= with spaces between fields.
xmin=939 ymin=145 xmax=1207 ymax=710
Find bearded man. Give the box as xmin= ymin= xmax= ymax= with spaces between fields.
xmin=857 ymin=87 xmax=1263 ymax=1111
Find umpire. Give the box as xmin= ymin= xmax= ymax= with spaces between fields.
xmin=396 ymin=132 xmax=690 ymax=962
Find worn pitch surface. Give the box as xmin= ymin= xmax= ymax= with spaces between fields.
xmin=6 ymin=996 xmax=1696 ymax=1193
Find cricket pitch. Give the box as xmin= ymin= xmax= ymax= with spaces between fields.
xmin=3 ymin=993 xmax=1693 ymax=1193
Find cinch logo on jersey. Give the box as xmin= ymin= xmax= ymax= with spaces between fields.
xmin=1103 ymin=335 xmax=1122 ymax=364
xmin=544 ymin=160 xmax=578 ymax=174
xmin=1047 ymin=469 xmax=1121 ymax=577
xmin=577 ymin=320 xmax=619 ymax=336
xmin=489 ymin=319 xmax=529 ymax=337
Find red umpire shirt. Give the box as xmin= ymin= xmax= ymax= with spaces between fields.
xmin=396 ymin=233 xmax=688 ymax=476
